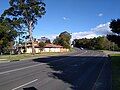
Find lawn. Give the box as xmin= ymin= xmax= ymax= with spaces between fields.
xmin=111 ymin=54 xmax=120 ymax=90
xmin=0 ymin=52 xmax=68 ymax=62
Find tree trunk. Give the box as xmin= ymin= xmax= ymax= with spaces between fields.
xmin=29 ymin=21 xmax=35 ymax=55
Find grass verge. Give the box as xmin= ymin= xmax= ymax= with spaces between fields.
xmin=0 ymin=52 xmax=69 ymax=62
xmin=0 ymin=48 xmax=75 ymax=62
xmin=110 ymin=54 xmax=120 ymax=90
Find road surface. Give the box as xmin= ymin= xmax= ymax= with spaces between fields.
xmin=0 ymin=50 xmax=111 ymax=90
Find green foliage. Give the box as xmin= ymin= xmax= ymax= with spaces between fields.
xmin=59 ymin=31 xmax=71 ymax=44
xmin=45 ymin=39 xmax=51 ymax=44
xmin=0 ymin=17 xmax=18 ymax=54
xmin=111 ymin=54 xmax=120 ymax=90
xmin=53 ymin=31 xmax=71 ymax=49
xmin=107 ymin=19 xmax=120 ymax=46
xmin=39 ymin=42 xmax=46 ymax=48
xmin=73 ymin=38 xmax=91 ymax=49
xmin=1 ymin=0 xmax=46 ymax=55
xmin=2 ymin=0 xmax=46 ymax=32
xmin=110 ymin=19 xmax=120 ymax=34
xmin=53 ymin=37 xmax=61 ymax=45
xmin=2 ymin=0 xmax=46 ymax=24
xmin=73 ymin=36 xmax=120 ymax=50
xmin=39 ymin=42 xmax=46 ymax=52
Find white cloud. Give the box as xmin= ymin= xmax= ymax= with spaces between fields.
xmin=98 ymin=13 xmax=103 ymax=17
xmin=72 ymin=22 xmax=112 ymax=40
xmin=38 ymin=22 xmax=112 ymax=42
xmin=91 ymin=22 xmax=112 ymax=35
xmin=72 ymin=31 xmax=98 ymax=40
xmin=62 ymin=17 xmax=70 ymax=20
xmin=41 ymin=34 xmax=58 ymax=41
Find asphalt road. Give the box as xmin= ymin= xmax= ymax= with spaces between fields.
xmin=0 ymin=50 xmax=111 ymax=90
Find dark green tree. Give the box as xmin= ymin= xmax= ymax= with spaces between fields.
xmin=73 ymin=38 xmax=91 ymax=49
xmin=0 ymin=17 xmax=18 ymax=54
xmin=107 ymin=19 xmax=120 ymax=46
xmin=59 ymin=31 xmax=71 ymax=44
xmin=73 ymin=36 xmax=119 ymax=50
xmin=53 ymin=36 xmax=61 ymax=45
xmin=2 ymin=0 xmax=46 ymax=55
xmin=45 ymin=39 xmax=51 ymax=44
xmin=39 ymin=42 xmax=46 ymax=53
xmin=53 ymin=31 xmax=71 ymax=49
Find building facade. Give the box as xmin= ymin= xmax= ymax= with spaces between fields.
xmin=19 ymin=43 xmax=69 ymax=54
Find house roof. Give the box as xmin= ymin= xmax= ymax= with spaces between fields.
xmin=18 ymin=43 xmax=63 ymax=48
xmin=44 ymin=44 xmax=63 ymax=48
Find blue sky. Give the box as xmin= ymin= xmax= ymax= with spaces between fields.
xmin=0 ymin=0 xmax=120 ymax=40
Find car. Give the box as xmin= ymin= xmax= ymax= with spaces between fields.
xmin=80 ymin=47 xmax=84 ymax=50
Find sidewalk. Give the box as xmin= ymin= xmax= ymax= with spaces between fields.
xmin=103 ymin=51 xmax=120 ymax=55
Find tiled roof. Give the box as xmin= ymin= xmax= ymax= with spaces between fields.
xmin=18 ymin=44 xmax=63 ymax=48
xmin=44 ymin=44 xmax=63 ymax=48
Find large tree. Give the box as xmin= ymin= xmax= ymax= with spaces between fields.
xmin=0 ymin=17 xmax=18 ymax=54
xmin=107 ymin=19 xmax=120 ymax=46
xmin=53 ymin=31 xmax=71 ymax=49
xmin=1 ymin=0 xmax=46 ymax=54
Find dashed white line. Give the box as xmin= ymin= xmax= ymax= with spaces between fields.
xmin=11 ymin=79 xmax=38 ymax=90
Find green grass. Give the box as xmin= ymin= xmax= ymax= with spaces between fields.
xmin=111 ymin=54 xmax=120 ymax=90
xmin=0 ymin=52 xmax=68 ymax=61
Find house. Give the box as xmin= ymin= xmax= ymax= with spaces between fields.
xmin=18 ymin=43 xmax=69 ymax=54
xmin=43 ymin=44 xmax=69 ymax=52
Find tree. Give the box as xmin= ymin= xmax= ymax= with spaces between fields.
xmin=0 ymin=17 xmax=18 ymax=54
xmin=39 ymin=42 xmax=46 ymax=53
xmin=107 ymin=19 xmax=120 ymax=46
xmin=53 ymin=36 xmax=61 ymax=45
xmin=59 ymin=31 xmax=71 ymax=44
xmin=73 ymin=38 xmax=91 ymax=49
xmin=73 ymin=36 xmax=119 ymax=50
xmin=1 ymin=0 xmax=46 ymax=55
xmin=53 ymin=31 xmax=71 ymax=49
xmin=45 ymin=39 xmax=51 ymax=44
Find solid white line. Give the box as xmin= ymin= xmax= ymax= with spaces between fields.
xmin=11 ymin=79 xmax=38 ymax=90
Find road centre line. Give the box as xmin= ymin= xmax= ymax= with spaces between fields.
xmin=0 ymin=51 xmax=88 ymax=75
xmin=11 ymin=79 xmax=38 ymax=90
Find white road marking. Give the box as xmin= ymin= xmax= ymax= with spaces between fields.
xmin=11 ymin=79 xmax=38 ymax=90
xmin=0 ymin=57 xmax=69 ymax=75
xmin=0 ymin=51 xmax=88 ymax=75
xmin=0 ymin=63 xmax=44 ymax=75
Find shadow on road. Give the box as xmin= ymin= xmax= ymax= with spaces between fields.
xmin=23 ymin=87 xmax=37 ymax=90
xmin=33 ymin=56 xmax=111 ymax=90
